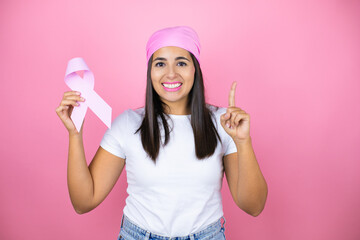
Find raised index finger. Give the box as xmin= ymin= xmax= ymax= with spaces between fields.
xmin=228 ymin=81 xmax=237 ymax=107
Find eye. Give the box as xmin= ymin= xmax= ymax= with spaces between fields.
xmin=177 ymin=61 xmax=187 ymax=67
xmin=155 ymin=62 xmax=165 ymax=67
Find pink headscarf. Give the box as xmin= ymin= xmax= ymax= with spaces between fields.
xmin=146 ymin=26 xmax=201 ymax=64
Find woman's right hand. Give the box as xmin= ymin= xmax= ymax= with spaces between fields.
xmin=56 ymin=91 xmax=86 ymax=135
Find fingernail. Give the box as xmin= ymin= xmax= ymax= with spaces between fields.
xmin=76 ymin=92 xmax=81 ymax=95
xmin=226 ymin=123 xmax=230 ymax=128
xmin=80 ymin=97 xmax=85 ymax=101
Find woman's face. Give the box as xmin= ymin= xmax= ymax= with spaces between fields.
xmin=151 ymin=46 xmax=195 ymax=113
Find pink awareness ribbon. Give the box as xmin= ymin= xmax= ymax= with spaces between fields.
xmin=64 ymin=57 xmax=112 ymax=132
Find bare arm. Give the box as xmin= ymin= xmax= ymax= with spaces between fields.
xmin=56 ymin=91 xmax=125 ymax=214
xmin=67 ymin=131 xmax=125 ymax=214
xmin=221 ymin=82 xmax=267 ymax=216
xmin=223 ymin=137 xmax=268 ymax=216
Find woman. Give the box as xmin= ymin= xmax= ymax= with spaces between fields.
xmin=56 ymin=26 xmax=268 ymax=240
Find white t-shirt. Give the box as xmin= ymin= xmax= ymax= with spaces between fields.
xmin=100 ymin=104 xmax=237 ymax=237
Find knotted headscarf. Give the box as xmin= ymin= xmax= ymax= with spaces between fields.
xmin=146 ymin=26 xmax=201 ymax=64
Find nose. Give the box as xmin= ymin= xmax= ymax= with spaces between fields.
xmin=166 ymin=64 xmax=177 ymax=80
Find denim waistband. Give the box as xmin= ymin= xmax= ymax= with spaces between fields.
xmin=118 ymin=214 xmax=226 ymax=240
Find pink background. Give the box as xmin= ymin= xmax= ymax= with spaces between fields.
xmin=1 ymin=1 xmax=359 ymax=239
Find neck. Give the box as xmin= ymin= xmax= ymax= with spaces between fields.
xmin=162 ymin=101 xmax=191 ymax=115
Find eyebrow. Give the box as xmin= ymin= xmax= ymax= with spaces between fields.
xmin=153 ymin=56 xmax=190 ymax=62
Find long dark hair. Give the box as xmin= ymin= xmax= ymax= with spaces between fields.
xmin=135 ymin=52 xmax=222 ymax=164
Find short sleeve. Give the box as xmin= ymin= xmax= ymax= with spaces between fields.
xmin=224 ymin=134 xmax=237 ymax=156
xmin=99 ymin=109 xmax=128 ymax=159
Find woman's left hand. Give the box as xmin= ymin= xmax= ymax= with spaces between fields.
xmin=220 ymin=81 xmax=251 ymax=143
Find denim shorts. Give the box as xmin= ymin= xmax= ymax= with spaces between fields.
xmin=117 ymin=214 xmax=226 ymax=240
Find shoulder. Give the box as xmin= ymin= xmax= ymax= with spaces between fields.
xmin=111 ymin=106 xmax=144 ymax=128
xmin=206 ymin=103 xmax=229 ymax=137
xmin=115 ymin=106 xmax=144 ymax=119
xmin=128 ymin=106 xmax=145 ymax=120
xmin=206 ymin=103 xmax=227 ymax=118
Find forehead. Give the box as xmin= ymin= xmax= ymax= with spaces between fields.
xmin=153 ymin=46 xmax=191 ymax=59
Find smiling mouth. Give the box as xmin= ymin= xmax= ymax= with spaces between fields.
xmin=161 ymin=83 xmax=183 ymax=89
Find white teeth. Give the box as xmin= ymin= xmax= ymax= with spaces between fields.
xmin=162 ymin=83 xmax=182 ymax=88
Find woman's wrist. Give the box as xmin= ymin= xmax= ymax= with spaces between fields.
xmin=69 ymin=130 xmax=82 ymax=138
